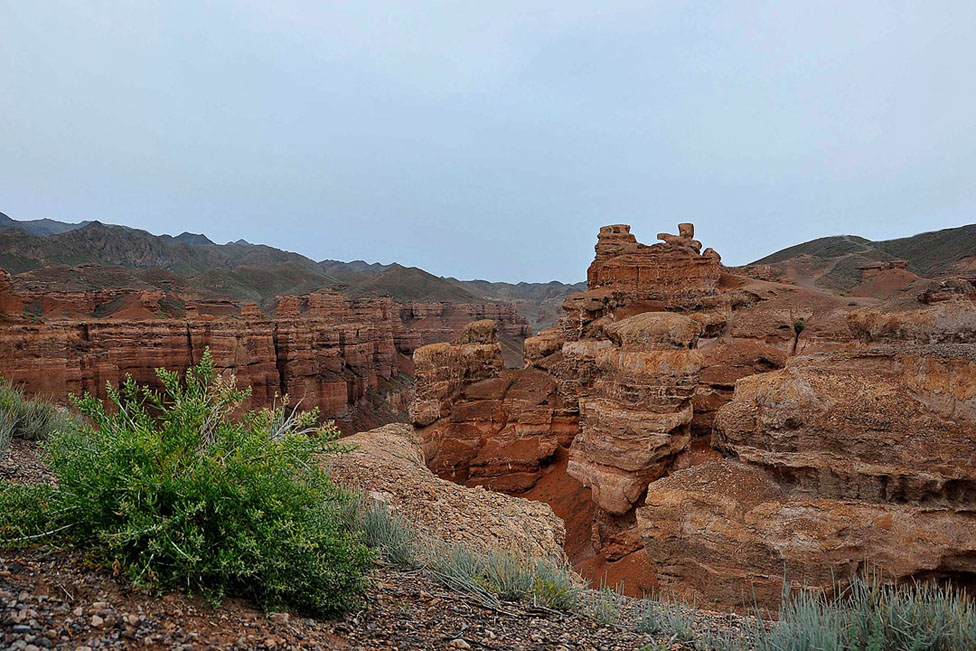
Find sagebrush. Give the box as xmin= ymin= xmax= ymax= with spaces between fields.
xmin=0 ymin=377 xmax=75 ymax=454
xmin=0 ymin=350 xmax=374 ymax=615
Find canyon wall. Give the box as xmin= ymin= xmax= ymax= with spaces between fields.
xmin=409 ymin=222 xmax=976 ymax=607
xmin=638 ymin=297 xmax=976 ymax=608
xmin=0 ymin=276 xmax=529 ymax=430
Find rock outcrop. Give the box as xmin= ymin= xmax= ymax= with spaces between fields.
xmin=638 ymin=291 xmax=976 ymax=609
xmin=567 ymin=312 xmax=703 ymax=514
xmin=324 ymin=423 xmax=566 ymax=561
xmin=0 ymin=270 xmax=532 ymax=429
xmin=411 ymin=321 xmax=576 ymax=492
xmin=409 ymin=222 xmax=891 ymax=599
xmin=0 ymin=295 xmax=399 ymax=429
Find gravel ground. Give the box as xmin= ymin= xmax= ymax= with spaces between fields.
xmin=1 ymin=440 xmax=755 ymax=650
xmin=0 ymin=439 xmax=54 ymax=486
xmin=1 ymin=548 xmax=674 ymax=650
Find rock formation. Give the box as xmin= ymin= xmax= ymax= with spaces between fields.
xmin=0 ymin=266 xmax=531 ymax=430
xmin=638 ymin=291 xmax=976 ymax=609
xmin=567 ymin=312 xmax=703 ymax=514
xmin=410 ymin=222 xmax=955 ymax=602
xmin=411 ymin=320 xmax=576 ymax=492
xmin=0 ymin=294 xmax=399 ymax=430
xmin=324 ymin=423 xmax=566 ymax=561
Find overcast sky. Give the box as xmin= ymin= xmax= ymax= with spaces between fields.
xmin=2 ymin=2 xmax=975 ymax=282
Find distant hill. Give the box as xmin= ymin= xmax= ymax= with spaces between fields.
xmin=753 ymin=225 xmax=976 ymax=277
xmin=345 ymin=264 xmax=483 ymax=302
xmin=0 ymin=212 xmax=583 ymax=320
xmin=0 ymin=212 xmax=92 ymax=236
xmin=174 ymin=232 xmax=216 ymax=246
xmin=746 ymin=223 xmax=976 ymax=298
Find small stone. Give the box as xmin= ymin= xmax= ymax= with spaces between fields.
xmin=449 ymin=640 xmax=471 ymax=649
xmin=90 ymin=615 xmax=104 ymax=627
xmin=269 ymin=612 xmax=289 ymax=624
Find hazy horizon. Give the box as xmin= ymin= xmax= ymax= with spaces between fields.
xmin=2 ymin=2 xmax=975 ymax=283
xmin=1 ymin=207 xmax=969 ymax=285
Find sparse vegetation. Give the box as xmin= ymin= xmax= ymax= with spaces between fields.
xmin=749 ymin=576 xmax=976 ymax=651
xmin=585 ymin=585 xmax=624 ymax=626
xmin=0 ymin=350 xmax=374 ymax=616
xmin=0 ymin=377 xmax=75 ymax=455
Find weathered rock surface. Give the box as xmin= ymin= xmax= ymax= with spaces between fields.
xmin=411 ymin=321 xmax=576 ymax=492
xmin=0 ymin=270 xmax=531 ymax=429
xmin=639 ymin=459 xmax=976 ymax=610
xmin=639 ymin=333 xmax=976 ymax=608
xmin=567 ymin=312 xmax=703 ymax=514
xmin=0 ymin=290 xmax=402 ymax=429
xmin=324 ymin=423 xmax=566 ymax=561
xmin=413 ymin=223 xmax=869 ymax=596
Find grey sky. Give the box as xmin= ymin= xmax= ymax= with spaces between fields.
xmin=2 ymin=2 xmax=974 ymax=282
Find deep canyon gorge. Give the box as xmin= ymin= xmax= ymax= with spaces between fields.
xmin=3 ymin=219 xmax=976 ymax=611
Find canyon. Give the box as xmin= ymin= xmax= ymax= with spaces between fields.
xmin=0 ymin=265 xmax=529 ymax=432
xmin=4 ymin=214 xmax=976 ymax=612
xmin=410 ymin=222 xmax=976 ymax=610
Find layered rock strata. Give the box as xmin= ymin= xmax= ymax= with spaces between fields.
xmin=638 ymin=295 xmax=976 ymax=608
xmin=0 ymin=295 xmax=398 ymax=427
xmin=411 ymin=222 xmax=871 ymax=598
xmin=566 ymin=312 xmax=703 ymax=514
xmin=411 ymin=320 xmax=576 ymax=492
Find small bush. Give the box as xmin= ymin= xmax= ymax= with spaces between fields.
xmin=0 ymin=378 xmax=75 ymax=454
xmin=584 ymin=585 xmax=623 ymax=626
xmin=527 ymin=557 xmax=579 ymax=610
xmin=358 ymin=499 xmax=420 ymax=568
xmin=751 ymin=575 xmax=976 ymax=651
xmin=0 ymin=350 xmax=375 ymax=616
xmin=423 ymin=537 xmax=581 ymax=611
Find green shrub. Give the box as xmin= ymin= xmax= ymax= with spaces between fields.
xmin=0 ymin=378 xmax=75 ymax=454
xmin=0 ymin=481 xmax=56 ymax=541
xmin=751 ymin=575 xmax=976 ymax=651
xmin=357 ymin=499 xmax=420 ymax=568
xmin=0 ymin=350 xmax=374 ymax=615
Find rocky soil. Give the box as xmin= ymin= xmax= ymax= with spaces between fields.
xmin=2 ymin=438 xmax=752 ymax=650
xmin=1 ymin=545 xmax=756 ymax=650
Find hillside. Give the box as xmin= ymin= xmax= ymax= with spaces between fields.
xmin=343 ymin=264 xmax=483 ymax=302
xmin=753 ymin=224 xmax=976 ymax=276
xmin=0 ymin=213 xmax=583 ymax=324
xmin=747 ymin=223 xmax=976 ymax=297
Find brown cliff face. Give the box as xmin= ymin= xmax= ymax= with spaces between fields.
xmin=0 ymin=293 xmax=400 ymax=430
xmin=567 ymin=312 xmax=703 ymax=515
xmin=638 ymin=292 xmax=976 ymax=609
xmin=396 ymin=302 xmax=530 ymax=368
xmin=410 ymin=321 xmax=576 ymax=492
xmin=413 ymin=223 xmax=845 ymax=594
xmin=410 ymin=222 xmax=976 ymax=604
xmin=0 ymin=263 xmax=531 ymax=430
